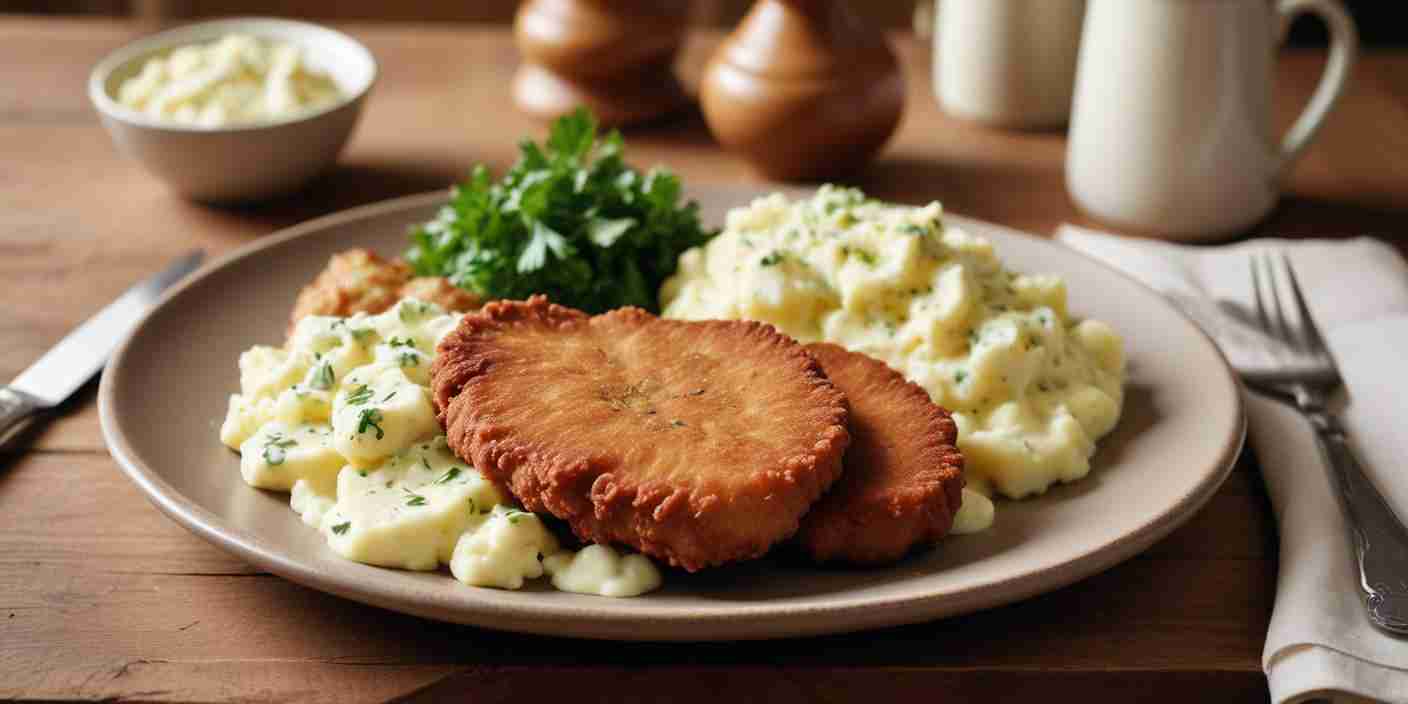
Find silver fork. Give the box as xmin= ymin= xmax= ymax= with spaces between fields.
xmin=1248 ymin=251 xmax=1408 ymax=635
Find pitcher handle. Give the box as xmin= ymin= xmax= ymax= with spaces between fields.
xmin=1275 ymin=0 xmax=1358 ymax=178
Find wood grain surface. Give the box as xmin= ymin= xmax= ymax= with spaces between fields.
xmin=2 ymin=15 xmax=1406 ymax=703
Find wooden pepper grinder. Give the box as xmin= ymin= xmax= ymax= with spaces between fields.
xmin=700 ymin=0 xmax=904 ymax=181
xmin=513 ymin=0 xmax=690 ymax=127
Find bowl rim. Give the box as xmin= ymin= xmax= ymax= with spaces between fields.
xmin=88 ymin=16 xmax=378 ymax=134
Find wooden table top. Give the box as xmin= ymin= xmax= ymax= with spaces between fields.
xmin=3 ymin=16 xmax=1406 ymax=703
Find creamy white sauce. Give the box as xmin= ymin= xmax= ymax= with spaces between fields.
xmin=661 ymin=186 xmax=1126 ymax=502
xmin=950 ymin=489 xmax=996 ymax=535
xmin=543 ymin=545 xmax=663 ymax=598
xmin=118 ymin=34 xmax=343 ymax=127
xmin=220 ymin=298 xmax=662 ymax=596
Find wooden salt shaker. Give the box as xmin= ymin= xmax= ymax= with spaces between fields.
xmin=700 ymin=0 xmax=904 ymax=181
xmin=513 ymin=0 xmax=690 ymax=127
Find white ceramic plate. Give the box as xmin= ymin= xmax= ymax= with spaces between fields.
xmin=99 ymin=185 xmax=1244 ymax=641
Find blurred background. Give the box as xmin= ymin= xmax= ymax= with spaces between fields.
xmin=3 ymin=0 xmax=1402 ymax=46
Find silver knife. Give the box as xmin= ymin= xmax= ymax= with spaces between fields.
xmin=0 ymin=251 xmax=204 ymax=450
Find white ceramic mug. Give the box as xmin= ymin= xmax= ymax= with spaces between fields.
xmin=1066 ymin=0 xmax=1357 ymax=240
xmin=934 ymin=0 xmax=1087 ymax=128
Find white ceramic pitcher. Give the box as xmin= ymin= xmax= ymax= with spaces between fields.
xmin=934 ymin=0 xmax=1087 ymax=128
xmin=1066 ymin=0 xmax=1357 ymax=240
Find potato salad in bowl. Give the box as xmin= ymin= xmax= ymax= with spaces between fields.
xmin=219 ymin=298 xmax=662 ymax=597
xmin=661 ymin=186 xmax=1127 ymax=503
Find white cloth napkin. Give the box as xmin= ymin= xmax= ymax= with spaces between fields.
xmin=1056 ymin=225 xmax=1408 ymax=704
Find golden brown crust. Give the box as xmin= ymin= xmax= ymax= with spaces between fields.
xmin=795 ymin=343 xmax=965 ymax=565
xmin=432 ymin=295 xmax=851 ymax=572
xmin=287 ymin=249 xmax=482 ymax=333
xmin=289 ymin=249 xmax=411 ymax=331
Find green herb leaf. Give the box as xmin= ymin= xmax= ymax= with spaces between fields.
xmin=403 ymin=488 xmax=427 ymax=507
xmin=587 ymin=217 xmax=635 ymax=248
xmin=404 ymin=109 xmax=715 ymax=314
xmin=357 ymin=408 xmax=385 ymax=440
xmin=331 ymin=521 xmax=351 ymax=535
xmin=517 ymin=220 xmax=572 ymax=273
xmin=398 ymin=300 xmax=430 ymax=323
xmin=261 ymin=434 xmax=297 ymax=466
xmin=434 ymin=467 xmax=462 ymax=484
xmin=346 ymin=385 xmax=373 ymax=406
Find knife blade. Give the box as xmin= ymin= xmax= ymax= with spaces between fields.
xmin=1 ymin=251 xmax=204 ymax=448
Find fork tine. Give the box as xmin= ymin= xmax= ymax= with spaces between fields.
xmin=1280 ymin=253 xmax=1331 ymax=357
xmin=1250 ymin=254 xmax=1273 ymax=333
xmin=1266 ymin=253 xmax=1297 ymax=347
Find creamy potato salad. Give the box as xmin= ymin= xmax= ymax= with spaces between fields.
xmin=119 ymin=34 xmax=343 ymax=127
xmin=661 ymin=187 xmax=1126 ymax=500
xmin=220 ymin=298 xmax=661 ymax=597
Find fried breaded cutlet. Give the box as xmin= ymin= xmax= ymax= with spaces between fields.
xmin=795 ymin=343 xmax=965 ymax=565
xmin=432 ymin=296 xmax=851 ymax=572
xmin=288 ymin=249 xmax=481 ymax=332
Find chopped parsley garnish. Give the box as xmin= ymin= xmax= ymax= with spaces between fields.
xmin=434 ymin=467 xmax=462 ymax=484
xmin=310 ymin=362 xmax=335 ymax=391
xmin=954 ymin=370 xmax=968 ymax=384
xmin=404 ymin=109 xmax=714 ymax=314
xmin=357 ymin=408 xmax=385 ymax=440
xmin=759 ymin=251 xmax=784 ymax=267
xmin=346 ymin=384 xmax=374 ymax=405
xmin=331 ymin=521 xmax=351 ymax=535
xmin=840 ymin=246 xmax=877 ymax=266
xmin=387 ymin=336 xmax=416 ymax=349
xmin=349 ymin=327 xmax=375 ymax=344
xmin=398 ymin=301 xmax=431 ymax=323
xmin=503 ymin=509 xmax=528 ymax=525
xmin=261 ymin=434 xmax=297 ymax=466
xmin=403 ymin=488 xmax=427 ymax=507
xmin=398 ymin=352 xmax=420 ymax=368
xmin=381 ymin=390 xmax=397 ymax=403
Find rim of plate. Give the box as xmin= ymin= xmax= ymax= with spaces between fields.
xmin=98 ymin=189 xmax=1246 ymax=640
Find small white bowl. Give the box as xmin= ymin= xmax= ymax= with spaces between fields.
xmin=89 ymin=17 xmax=377 ymax=203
